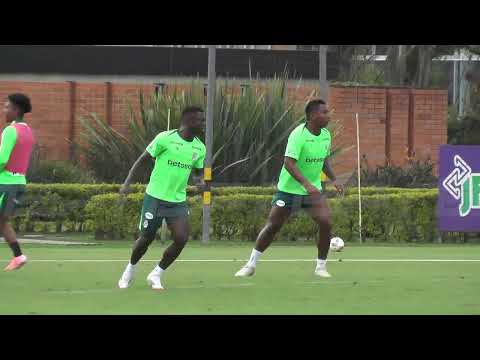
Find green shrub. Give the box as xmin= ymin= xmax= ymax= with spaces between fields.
xmin=448 ymin=113 xmax=480 ymax=145
xmin=25 ymin=183 xmax=145 ymax=199
xmin=85 ymin=192 xmax=203 ymax=240
xmin=85 ymin=193 xmax=141 ymax=240
xmin=213 ymin=186 xmax=421 ymax=198
xmin=211 ymin=186 xmax=276 ymax=196
xmin=15 ymin=184 xmax=146 ymax=234
xmin=28 ymin=160 xmax=96 ymax=184
xmin=84 ymin=190 xmax=440 ymax=243
xmin=13 ymin=184 xmax=438 ymax=238
xmin=211 ymin=195 xmax=272 ymax=241
xmin=333 ymin=190 xmax=439 ymax=242
xmin=359 ymin=156 xmax=438 ymax=188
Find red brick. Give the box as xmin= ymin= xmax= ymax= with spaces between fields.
xmin=0 ymin=81 xmax=448 ymax=176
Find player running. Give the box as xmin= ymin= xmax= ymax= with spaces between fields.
xmin=2 ymin=94 xmax=35 ymax=271
xmin=235 ymin=99 xmax=343 ymax=278
xmin=118 ymin=106 xmax=206 ymax=290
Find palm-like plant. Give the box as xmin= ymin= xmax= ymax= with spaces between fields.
xmin=78 ymin=76 xmax=347 ymax=185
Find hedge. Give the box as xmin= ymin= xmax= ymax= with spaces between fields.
xmin=84 ymin=190 xmax=440 ymax=243
xmin=25 ymin=183 xmax=145 ymax=198
xmin=84 ymin=193 xmax=203 ymax=240
xmin=12 ymin=184 xmax=430 ymax=234
xmin=26 ymin=183 xmax=423 ymax=197
xmin=24 ymin=183 xmax=424 ymax=199
xmin=14 ymin=184 xmax=145 ymax=233
xmin=208 ymin=191 xmax=440 ymax=243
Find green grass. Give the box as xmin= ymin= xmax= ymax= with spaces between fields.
xmin=1 ymin=241 xmax=480 ymax=315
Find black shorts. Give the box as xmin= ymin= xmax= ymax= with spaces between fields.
xmin=271 ymin=191 xmax=324 ymax=213
xmin=0 ymin=184 xmax=25 ymax=217
xmin=138 ymin=193 xmax=189 ymax=237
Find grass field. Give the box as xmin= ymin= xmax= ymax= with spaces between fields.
xmin=1 ymin=239 xmax=480 ymax=315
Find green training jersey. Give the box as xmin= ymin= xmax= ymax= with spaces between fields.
xmin=145 ymin=129 xmax=206 ymax=202
xmin=0 ymin=122 xmax=35 ymax=185
xmin=277 ymin=123 xmax=331 ymax=195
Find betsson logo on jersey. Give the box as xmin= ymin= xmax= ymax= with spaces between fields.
xmin=167 ymin=160 xmax=193 ymax=169
xmin=305 ymin=157 xmax=325 ymax=163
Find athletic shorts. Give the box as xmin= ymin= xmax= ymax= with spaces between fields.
xmin=271 ymin=191 xmax=324 ymax=212
xmin=138 ymin=193 xmax=189 ymax=236
xmin=0 ymin=184 xmax=25 ymax=217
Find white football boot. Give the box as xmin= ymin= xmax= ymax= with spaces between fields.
xmin=146 ymin=271 xmax=164 ymax=290
xmin=314 ymin=266 xmax=332 ymax=278
xmin=234 ymin=265 xmax=256 ymax=277
xmin=118 ymin=267 xmax=135 ymax=289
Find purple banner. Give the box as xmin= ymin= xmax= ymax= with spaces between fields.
xmin=438 ymin=145 xmax=480 ymax=232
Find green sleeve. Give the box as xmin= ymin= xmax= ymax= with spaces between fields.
xmin=0 ymin=126 xmax=17 ymax=171
xmin=284 ymin=128 xmax=303 ymax=160
xmin=194 ymin=148 xmax=206 ymax=169
xmin=146 ymin=132 xmax=167 ymax=158
xmin=326 ymin=131 xmax=332 ymax=158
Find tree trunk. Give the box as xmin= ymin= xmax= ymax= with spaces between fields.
xmin=386 ymin=45 xmax=408 ymax=85
xmin=397 ymin=45 xmax=407 ymax=85
xmin=336 ymin=45 xmax=355 ymax=81
xmin=318 ymin=45 xmax=329 ymax=97
xmin=415 ymin=45 xmax=435 ymax=88
xmin=459 ymin=60 xmax=474 ymax=116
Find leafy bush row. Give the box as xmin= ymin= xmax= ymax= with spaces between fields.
xmin=12 ymin=184 xmax=437 ymax=239
xmin=25 ymin=183 xmax=423 ymax=198
xmin=85 ymin=190 xmax=440 ymax=243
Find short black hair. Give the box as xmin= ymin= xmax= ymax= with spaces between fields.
xmin=8 ymin=93 xmax=32 ymax=114
xmin=305 ymin=99 xmax=326 ymax=119
xmin=181 ymin=106 xmax=204 ymax=120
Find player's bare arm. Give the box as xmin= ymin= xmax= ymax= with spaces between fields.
xmin=119 ymin=151 xmax=151 ymax=195
xmin=322 ymin=158 xmax=344 ymax=194
xmin=192 ymin=168 xmax=207 ymax=193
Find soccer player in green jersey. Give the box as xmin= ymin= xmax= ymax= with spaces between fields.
xmin=2 ymin=94 xmax=35 ymax=271
xmin=118 ymin=106 xmax=206 ymax=290
xmin=235 ymin=99 xmax=344 ymax=278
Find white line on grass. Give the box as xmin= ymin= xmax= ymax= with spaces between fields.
xmin=301 ymin=280 xmax=387 ymax=285
xmin=45 ymin=283 xmax=256 ymax=294
xmin=300 ymin=277 xmax=476 ymax=286
xmin=174 ymin=283 xmax=255 ymax=290
xmin=6 ymin=259 xmax=480 ymax=263
xmin=45 ymin=289 xmax=118 ymax=295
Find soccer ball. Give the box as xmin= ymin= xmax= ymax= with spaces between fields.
xmin=330 ymin=237 xmax=345 ymax=252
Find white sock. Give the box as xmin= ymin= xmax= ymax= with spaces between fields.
xmin=126 ymin=263 xmax=136 ymax=273
xmin=246 ymin=249 xmax=262 ymax=268
xmin=152 ymin=265 xmax=165 ymax=276
xmin=317 ymin=259 xmax=327 ymax=269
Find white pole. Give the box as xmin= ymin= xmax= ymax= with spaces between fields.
xmin=167 ymin=108 xmax=171 ymax=131
xmin=161 ymin=108 xmax=172 ymax=241
xmin=356 ymin=112 xmax=363 ymax=244
xmin=319 ymin=45 xmax=327 ymax=96
xmin=453 ymin=60 xmax=457 ymax=109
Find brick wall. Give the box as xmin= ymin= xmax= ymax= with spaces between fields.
xmin=412 ymin=90 xmax=448 ymax=168
xmin=0 ymin=81 xmax=155 ymax=161
xmin=327 ymin=85 xmax=447 ymax=176
xmin=0 ymin=81 xmax=447 ymax=177
xmin=328 ymin=87 xmax=387 ymax=176
xmin=0 ymin=81 xmax=71 ymax=161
